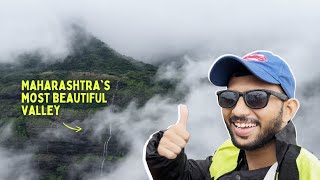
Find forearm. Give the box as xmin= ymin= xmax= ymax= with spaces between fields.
xmin=144 ymin=131 xmax=211 ymax=180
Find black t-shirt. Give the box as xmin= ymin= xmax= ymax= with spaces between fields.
xmin=219 ymin=156 xmax=271 ymax=180
xmin=220 ymin=166 xmax=271 ymax=180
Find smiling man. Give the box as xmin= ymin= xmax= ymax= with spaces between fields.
xmin=144 ymin=51 xmax=320 ymax=180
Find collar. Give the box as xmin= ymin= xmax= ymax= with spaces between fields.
xmin=275 ymin=120 xmax=297 ymax=145
xmin=275 ymin=120 xmax=297 ymax=164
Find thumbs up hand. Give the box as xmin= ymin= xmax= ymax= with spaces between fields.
xmin=157 ymin=104 xmax=191 ymax=159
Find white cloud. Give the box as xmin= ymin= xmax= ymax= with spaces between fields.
xmin=0 ymin=123 xmax=37 ymax=180
xmin=1 ymin=0 xmax=320 ymax=179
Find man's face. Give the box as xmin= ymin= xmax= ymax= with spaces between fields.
xmin=222 ymin=75 xmax=287 ymax=151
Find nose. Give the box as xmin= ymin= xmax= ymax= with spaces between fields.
xmin=231 ymin=96 xmax=251 ymax=117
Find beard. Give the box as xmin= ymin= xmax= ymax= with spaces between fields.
xmin=226 ymin=107 xmax=283 ymax=151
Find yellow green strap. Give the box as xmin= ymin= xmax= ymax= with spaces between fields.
xmin=296 ymin=148 xmax=320 ymax=180
xmin=209 ymin=139 xmax=240 ymax=179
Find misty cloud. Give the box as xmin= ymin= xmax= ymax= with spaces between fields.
xmin=1 ymin=1 xmax=320 ymax=64
xmin=0 ymin=123 xmax=37 ymax=180
xmin=1 ymin=0 xmax=320 ymax=179
xmin=0 ymin=148 xmax=37 ymax=180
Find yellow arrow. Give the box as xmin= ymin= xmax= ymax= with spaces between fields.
xmin=63 ymin=122 xmax=82 ymax=132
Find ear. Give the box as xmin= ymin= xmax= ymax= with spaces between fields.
xmin=283 ymin=98 xmax=300 ymax=122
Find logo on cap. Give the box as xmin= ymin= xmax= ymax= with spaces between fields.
xmin=242 ymin=53 xmax=267 ymax=62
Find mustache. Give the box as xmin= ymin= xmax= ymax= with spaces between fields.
xmin=229 ymin=116 xmax=259 ymax=124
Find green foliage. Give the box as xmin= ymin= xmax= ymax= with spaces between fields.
xmin=106 ymin=154 xmax=124 ymax=161
xmin=0 ymin=34 xmax=177 ymax=178
xmin=75 ymin=154 xmax=100 ymax=163
xmin=14 ymin=117 xmax=29 ymax=140
xmin=39 ymin=174 xmax=63 ymax=180
xmin=56 ymin=165 xmax=67 ymax=177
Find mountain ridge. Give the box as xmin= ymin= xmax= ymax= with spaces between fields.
xmin=0 ymin=30 xmax=176 ymax=179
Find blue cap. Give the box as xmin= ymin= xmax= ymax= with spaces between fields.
xmin=208 ymin=50 xmax=296 ymax=98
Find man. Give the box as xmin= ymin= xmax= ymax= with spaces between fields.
xmin=144 ymin=50 xmax=320 ymax=179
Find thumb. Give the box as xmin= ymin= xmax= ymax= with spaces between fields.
xmin=176 ymin=104 xmax=189 ymax=128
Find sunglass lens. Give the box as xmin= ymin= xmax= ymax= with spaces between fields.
xmin=219 ymin=91 xmax=238 ymax=108
xmin=246 ymin=91 xmax=268 ymax=108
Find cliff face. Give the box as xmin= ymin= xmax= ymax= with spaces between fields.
xmin=0 ymin=30 xmax=175 ymax=179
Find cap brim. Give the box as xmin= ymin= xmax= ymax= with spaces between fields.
xmin=208 ymin=55 xmax=280 ymax=86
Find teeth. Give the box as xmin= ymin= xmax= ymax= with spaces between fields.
xmin=233 ymin=122 xmax=257 ymax=128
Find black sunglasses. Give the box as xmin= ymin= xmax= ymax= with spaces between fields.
xmin=216 ymin=89 xmax=289 ymax=109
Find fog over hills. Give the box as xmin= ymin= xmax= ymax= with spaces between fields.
xmin=0 ymin=1 xmax=319 ymax=179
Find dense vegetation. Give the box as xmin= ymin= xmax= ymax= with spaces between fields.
xmin=0 ymin=34 xmax=176 ymax=179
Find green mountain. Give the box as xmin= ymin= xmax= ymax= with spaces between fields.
xmin=0 ymin=31 xmax=176 ymax=179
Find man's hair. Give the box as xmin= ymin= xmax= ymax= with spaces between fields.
xmin=232 ymin=66 xmax=253 ymax=77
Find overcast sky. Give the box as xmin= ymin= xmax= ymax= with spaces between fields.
xmin=1 ymin=0 xmax=320 ymax=180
